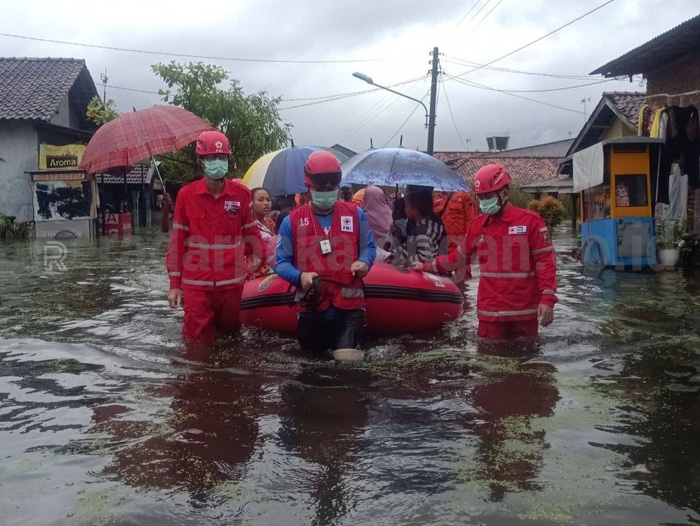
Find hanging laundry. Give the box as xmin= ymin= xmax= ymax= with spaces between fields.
xmin=650 ymin=106 xmax=667 ymax=138
xmin=638 ymin=105 xmax=652 ymax=137
xmin=666 ymin=106 xmax=700 ymax=190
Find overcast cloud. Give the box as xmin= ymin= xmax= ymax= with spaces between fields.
xmin=2 ymin=0 xmax=698 ymax=152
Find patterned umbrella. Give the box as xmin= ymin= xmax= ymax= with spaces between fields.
xmin=80 ymin=106 xmax=213 ymax=174
xmin=242 ymin=146 xmax=349 ymax=196
xmin=340 ymin=147 xmax=469 ymax=192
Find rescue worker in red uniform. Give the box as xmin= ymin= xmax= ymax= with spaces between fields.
xmin=413 ymin=164 xmax=557 ymax=339
xmin=275 ymin=151 xmax=376 ymax=353
xmin=166 ymin=130 xmax=270 ymax=344
xmin=433 ymin=191 xmax=479 ymax=253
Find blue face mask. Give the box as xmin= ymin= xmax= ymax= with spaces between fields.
xmin=203 ymin=159 xmax=228 ymax=179
xmin=479 ymin=196 xmax=501 ymax=215
xmin=310 ymin=190 xmax=338 ymax=210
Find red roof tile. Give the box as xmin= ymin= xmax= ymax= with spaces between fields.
xmin=433 ymin=152 xmax=561 ymax=186
xmin=605 ymin=91 xmax=646 ymax=128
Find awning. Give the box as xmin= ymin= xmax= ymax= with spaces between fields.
xmin=521 ymin=177 xmax=575 ymax=195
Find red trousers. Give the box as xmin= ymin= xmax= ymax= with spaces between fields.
xmin=477 ymin=319 xmax=538 ymax=340
xmin=183 ymin=287 xmax=243 ymax=344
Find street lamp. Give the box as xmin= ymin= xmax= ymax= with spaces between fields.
xmin=352 ymin=71 xmax=429 ymax=132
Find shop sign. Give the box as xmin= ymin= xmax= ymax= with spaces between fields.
xmin=39 ymin=144 xmax=86 ymax=171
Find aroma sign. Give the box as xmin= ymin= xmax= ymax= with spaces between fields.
xmin=39 ymin=144 xmax=86 ymax=171
xmin=46 ymin=155 xmax=78 ymax=169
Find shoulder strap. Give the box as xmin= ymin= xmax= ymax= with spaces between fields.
xmin=438 ymin=192 xmax=454 ymax=218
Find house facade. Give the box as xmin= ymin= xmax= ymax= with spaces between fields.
xmin=0 ymin=58 xmax=98 ymax=222
xmin=590 ymin=14 xmax=700 ymax=232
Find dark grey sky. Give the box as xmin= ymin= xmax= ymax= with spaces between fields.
xmin=2 ymin=0 xmax=698 ymax=152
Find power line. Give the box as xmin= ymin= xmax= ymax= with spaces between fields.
xmin=277 ymin=76 xmax=427 ymax=111
xmin=281 ymin=75 xmax=426 ymax=102
xmin=383 ymin=88 xmax=431 ymax=148
xmin=333 ymin=76 xmax=428 ymax=145
xmin=442 ymin=74 xmax=615 ymax=93
xmin=109 ymin=84 xmax=161 ymax=95
xmin=440 ymin=79 xmax=468 ymax=150
xmin=455 ymin=0 xmax=483 ymax=28
xmin=0 ymin=31 xmax=403 ymax=64
xmin=446 ymin=73 xmax=584 ymax=114
xmin=462 ymin=0 xmax=493 ymax=33
xmin=465 ymin=0 xmax=504 ymax=35
xmin=446 ymin=0 xmax=616 ymax=81
xmin=442 ymin=57 xmax=593 ymax=80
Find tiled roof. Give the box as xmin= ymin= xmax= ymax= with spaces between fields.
xmin=433 ymin=152 xmax=561 ymax=186
xmin=605 ymin=91 xmax=646 ymax=128
xmin=0 ymin=58 xmax=91 ymax=120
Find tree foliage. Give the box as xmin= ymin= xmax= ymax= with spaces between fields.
xmin=151 ymin=62 xmax=291 ymax=183
xmin=86 ymin=95 xmax=120 ymax=125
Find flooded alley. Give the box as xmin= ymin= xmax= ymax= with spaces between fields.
xmin=0 ymin=228 xmax=699 ymax=525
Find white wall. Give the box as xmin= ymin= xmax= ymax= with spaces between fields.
xmin=0 ymin=121 xmax=38 ymax=221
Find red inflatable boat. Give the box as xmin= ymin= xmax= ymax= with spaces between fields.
xmin=240 ymin=262 xmax=464 ymax=334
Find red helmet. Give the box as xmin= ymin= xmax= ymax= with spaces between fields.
xmin=304 ymin=151 xmax=342 ymax=187
xmin=195 ymin=130 xmax=231 ymax=156
xmin=473 ymin=164 xmax=512 ymax=195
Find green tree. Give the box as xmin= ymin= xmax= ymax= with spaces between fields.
xmin=152 ymin=61 xmax=290 ymax=183
xmin=86 ymin=95 xmax=120 ymax=124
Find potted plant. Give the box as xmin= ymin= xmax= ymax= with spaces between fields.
xmin=655 ymin=217 xmax=687 ymax=268
xmin=527 ymin=195 xmax=566 ymax=231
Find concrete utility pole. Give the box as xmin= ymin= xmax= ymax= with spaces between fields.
xmin=427 ymin=47 xmax=439 ymax=156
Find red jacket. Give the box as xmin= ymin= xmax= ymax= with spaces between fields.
xmin=166 ymin=178 xmax=270 ymax=290
xmin=426 ymin=205 xmax=557 ymax=322
xmin=290 ymin=201 xmax=364 ymax=312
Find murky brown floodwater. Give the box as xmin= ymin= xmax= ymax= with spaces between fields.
xmin=1 ymin=226 xmax=699 ymax=526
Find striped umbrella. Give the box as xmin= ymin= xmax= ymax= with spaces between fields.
xmin=242 ymin=146 xmax=349 ymax=196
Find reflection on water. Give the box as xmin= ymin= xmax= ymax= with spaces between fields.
xmin=0 ymin=227 xmax=699 ymax=525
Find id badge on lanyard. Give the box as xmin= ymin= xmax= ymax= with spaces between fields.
xmin=319 ymin=239 xmax=332 ymax=256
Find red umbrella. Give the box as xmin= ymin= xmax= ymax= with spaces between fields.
xmin=80 ymin=105 xmax=213 ymax=174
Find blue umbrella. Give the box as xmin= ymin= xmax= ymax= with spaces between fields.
xmin=340 ymin=148 xmax=469 ymax=192
xmin=243 ymin=145 xmax=349 ymax=196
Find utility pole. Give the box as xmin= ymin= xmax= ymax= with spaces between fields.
xmin=427 ymin=47 xmax=439 ymax=156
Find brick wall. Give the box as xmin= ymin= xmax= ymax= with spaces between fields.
xmin=646 ymin=51 xmax=700 ymax=108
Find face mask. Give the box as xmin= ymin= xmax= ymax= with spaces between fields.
xmin=479 ymin=196 xmax=502 ymax=215
xmin=310 ymin=190 xmax=338 ymax=210
xmin=203 ymin=159 xmax=228 ymax=179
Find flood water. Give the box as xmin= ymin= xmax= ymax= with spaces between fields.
xmin=1 ymin=227 xmax=699 ymax=526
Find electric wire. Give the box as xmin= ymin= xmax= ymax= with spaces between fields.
xmin=440 ymin=79 xmax=468 ymax=150
xmin=455 ymin=0 xmax=483 ymax=28
xmin=442 ymin=57 xmax=593 ymax=80
xmin=382 ymin=88 xmax=431 ymax=147
xmin=465 ymin=0 xmax=504 ymax=35
xmin=0 ymin=31 xmax=403 ymax=64
xmin=446 ymin=73 xmax=584 ymax=114
xmin=462 ymin=0 xmax=493 ymax=33
xmin=445 ymin=0 xmax=616 ymax=81
xmin=333 ymin=76 xmax=428 ymax=145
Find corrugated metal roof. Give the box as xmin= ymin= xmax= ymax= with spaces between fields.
xmin=591 ymin=14 xmax=700 ymax=77
xmin=0 ymin=57 xmax=97 ymax=121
